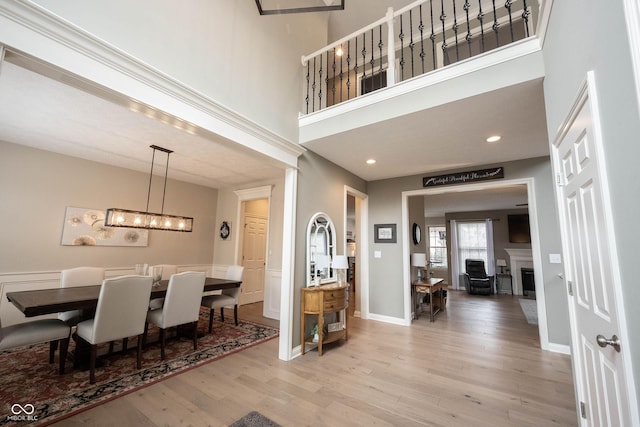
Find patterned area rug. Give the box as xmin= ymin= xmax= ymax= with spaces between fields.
xmin=230 ymin=411 xmax=282 ymax=427
xmin=0 ymin=310 xmax=278 ymax=426
xmin=519 ymin=298 xmax=538 ymax=325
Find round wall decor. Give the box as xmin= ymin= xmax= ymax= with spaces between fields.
xmin=412 ymin=222 xmax=421 ymax=245
xmin=219 ymin=221 xmax=230 ymax=240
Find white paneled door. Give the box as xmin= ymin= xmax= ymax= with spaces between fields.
xmin=240 ymin=214 xmax=267 ymax=305
xmin=552 ymin=72 xmax=635 ymax=426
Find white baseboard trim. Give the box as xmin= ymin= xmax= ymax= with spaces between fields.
xmin=545 ymin=342 xmax=571 ymax=355
xmin=291 ymin=345 xmax=303 ymax=359
xmin=367 ymin=312 xmax=408 ymax=326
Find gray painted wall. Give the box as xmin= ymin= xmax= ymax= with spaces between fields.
xmin=0 ymin=141 xmax=218 ymax=272
xmin=368 ymin=156 xmax=570 ymax=345
xmin=408 ymin=195 xmax=426 ymax=282
xmin=543 ymin=0 xmax=640 ymax=396
xmin=294 ymin=151 xmax=367 ymax=346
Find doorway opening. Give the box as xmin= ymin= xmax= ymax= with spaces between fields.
xmin=234 ymin=186 xmax=273 ymax=319
xmin=401 ymin=178 xmax=549 ymax=348
xmin=344 ymin=186 xmax=368 ymax=319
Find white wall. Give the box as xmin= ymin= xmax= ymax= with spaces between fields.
xmin=30 ymin=0 xmax=329 ymax=143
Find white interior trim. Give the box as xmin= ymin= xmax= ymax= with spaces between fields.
xmin=344 ymin=185 xmax=369 ymax=319
xmin=624 ymin=0 xmax=640 ymax=120
xmin=279 ymin=168 xmax=298 ymax=361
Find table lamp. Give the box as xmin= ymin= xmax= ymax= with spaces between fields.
xmin=411 ymin=253 xmax=427 ymax=282
xmin=496 ymin=258 xmax=507 ymax=274
xmin=332 ymin=255 xmax=349 ymax=285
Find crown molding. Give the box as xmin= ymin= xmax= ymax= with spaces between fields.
xmin=0 ymin=0 xmax=305 ymax=166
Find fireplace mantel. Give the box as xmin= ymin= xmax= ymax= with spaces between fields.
xmin=504 ymin=248 xmax=533 ymax=295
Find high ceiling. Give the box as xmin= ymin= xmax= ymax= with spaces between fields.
xmin=0 ymin=2 xmax=547 ymax=215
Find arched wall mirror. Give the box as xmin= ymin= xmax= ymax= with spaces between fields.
xmin=306 ymin=212 xmax=336 ymax=286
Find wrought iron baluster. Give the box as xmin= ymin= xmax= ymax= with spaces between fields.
xmin=430 ymin=1 xmax=436 ymax=70
xmin=353 ymin=37 xmax=358 ymax=97
xmin=361 ymin=33 xmax=367 ymax=95
xmin=491 ymin=0 xmax=499 ymax=47
xmin=399 ymin=15 xmax=405 ymax=81
xmin=453 ymin=0 xmax=460 ymax=63
xmin=419 ymin=5 xmax=425 ymax=75
xmin=312 ymin=57 xmax=316 ymax=112
xmin=305 ymin=62 xmax=310 ymax=114
xmin=370 ymin=28 xmax=374 ymax=93
xmin=331 ymin=50 xmax=336 ymax=106
xmin=522 ymin=0 xmax=530 ymax=37
xmin=505 ymin=0 xmax=514 ymax=42
xmin=339 ymin=46 xmax=344 ymax=102
xmin=409 ymin=10 xmax=415 ymax=78
xmin=378 ymin=25 xmax=384 ymax=90
xmin=464 ymin=0 xmax=472 ymax=58
xmin=318 ymin=54 xmax=323 ymax=109
xmin=440 ymin=0 xmax=448 ymax=66
xmin=477 ymin=0 xmax=485 ymax=53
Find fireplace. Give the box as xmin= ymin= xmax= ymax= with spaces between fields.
xmin=504 ymin=248 xmax=533 ymax=296
xmin=521 ymin=267 xmax=535 ymax=297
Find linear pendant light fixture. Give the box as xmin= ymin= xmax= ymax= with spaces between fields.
xmin=105 ymin=145 xmax=194 ymax=232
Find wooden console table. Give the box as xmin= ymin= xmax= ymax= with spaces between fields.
xmin=301 ymin=283 xmax=348 ymax=356
xmin=412 ymin=277 xmax=445 ymax=322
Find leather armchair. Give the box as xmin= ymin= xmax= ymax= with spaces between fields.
xmin=463 ymin=259 xmax=493 ymax=295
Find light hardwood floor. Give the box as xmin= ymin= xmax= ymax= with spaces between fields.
xmin=57 ymin=290 xmax=577 ymax=426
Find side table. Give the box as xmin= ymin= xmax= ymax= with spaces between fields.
xmin=496 ymin=273 xmax=513 ymax=295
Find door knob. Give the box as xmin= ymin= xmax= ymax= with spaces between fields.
xmin=596 ymin=334 xmax=621 ymax=352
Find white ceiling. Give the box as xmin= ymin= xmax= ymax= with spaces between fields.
xmin=302 ymin=79 xmax=549 ymax=182
xmin=0 ymin=57 xmax=287 ymax=189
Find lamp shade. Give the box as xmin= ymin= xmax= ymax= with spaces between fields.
xmin=331 ymin=255 xmax=349 ymax=269
xmin=411 ymin=253 xmax=427 ymax=268
xmin=496 ymin=259 xmax=507 ymax=267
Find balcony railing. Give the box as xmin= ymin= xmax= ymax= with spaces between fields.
xmin=301 ymin=0 xmax=537 ymax=115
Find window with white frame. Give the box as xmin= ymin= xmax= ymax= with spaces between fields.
xmin=428 ymin=226 xmax=447 ymax=268
xmin=456 ymin=221 xmax=488 ymax=273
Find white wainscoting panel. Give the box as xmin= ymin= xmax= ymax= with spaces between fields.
xmin=263 ymin=269 xmax=281 ymax=320
xmin=0 ymin=264 xmax=213 ymax=326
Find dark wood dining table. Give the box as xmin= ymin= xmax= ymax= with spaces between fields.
xmin=6 ymin=277 xmax=241 ymax=370
xmin=6 ymin=277 xmax=241 ymax=317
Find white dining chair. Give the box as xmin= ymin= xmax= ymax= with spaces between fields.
xmin=144 ymin=271 xmax=206 ymax=360
xmin=76 ymin=275 xmax=153 ymax=384
xmin=0 ymin=317 xmax=71 ymax=374
xmin=201 ymin=265 xmax=244 ymax=333
xmin=148 ymin=264 xmax=178 ymax=310
xmin=58 ymin=267 xmax=105 ymax=326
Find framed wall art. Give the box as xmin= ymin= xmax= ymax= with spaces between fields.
xmin=61 ymin=206 xmax=149 ymax=247
xmin=374 ymin=223 xmax=397 ymax=243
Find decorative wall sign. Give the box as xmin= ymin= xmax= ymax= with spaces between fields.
xmin=219 ymin=221 xmax=231 ymax=240
xmin=423 ymin=167 xmax=504 ymax=187
xmin=374 ymin=224 xmax=397 ymax=243
xmin=61 ymin=207 xmax=148 ymax=246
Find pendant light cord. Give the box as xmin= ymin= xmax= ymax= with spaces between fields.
xmin=146 ymin=145 xmax=174 ymax=215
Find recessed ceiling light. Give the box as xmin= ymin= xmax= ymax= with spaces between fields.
xmin=366 ymin=159 xmax=376 ymax=165
xmin=486 ymin=135 xmax=502 ymax=143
